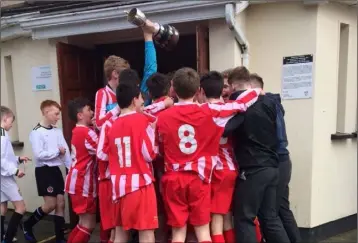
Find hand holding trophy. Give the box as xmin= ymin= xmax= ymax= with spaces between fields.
xmin=125 ymin=8 xmax=179 ymax=51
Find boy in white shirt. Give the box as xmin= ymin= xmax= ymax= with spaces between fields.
xmin=1 ymin=106 xmax=30 ymax=243
xmin=22 ymin=100 xmax=71 ymax=243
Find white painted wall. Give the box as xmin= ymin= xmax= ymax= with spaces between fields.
xmin=311 ymin=2 xmax=357 ymax=227
xmin=209 ymin=2 xmax=357 ymax=228
xmin=246 ymin=2 xmax=318 ymax=228
xmin=0 ymin=37 xmax=70 ymax=220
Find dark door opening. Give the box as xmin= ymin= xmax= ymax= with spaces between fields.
xmin=96 ymin=34 xmax=198 ymax=81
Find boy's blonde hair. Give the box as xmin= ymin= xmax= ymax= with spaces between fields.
xmin=104 ymin=55 xmax=130 ymax=80
xmin=0 ymin=106 xmax=14 ymax=120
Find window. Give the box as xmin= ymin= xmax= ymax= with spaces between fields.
xmin=335 ymin=23 xmax=349 ymax=133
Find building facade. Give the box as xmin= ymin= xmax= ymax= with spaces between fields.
xmin=1 ymin=0 xmax=357 ymax=240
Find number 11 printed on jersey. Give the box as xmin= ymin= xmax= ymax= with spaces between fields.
xmin=115 ymin=137 xmax=132 ymax=168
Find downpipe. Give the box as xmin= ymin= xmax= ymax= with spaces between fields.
xmin=225 ymin=2 xmax=249 ymax=67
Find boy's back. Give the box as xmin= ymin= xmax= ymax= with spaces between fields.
xmin=108 ymin=112 xmax=156 ymax=199
xmin=157 ymin=103 xmax=226 ymax=182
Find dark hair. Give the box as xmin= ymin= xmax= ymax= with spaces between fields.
xmin=228 ymin=66 xmax=250 ymax=85
xmin=173 ymin=67 xmax=200 ymax=99
xmin=116 ymin=82 xmax=140 ymax=109
xmin=250 ymin=73 xmax=264 ymax=88
xmin=68 ymin=97 xmax=91 ymax=122
xmin=119 ymin=69 xmax=140 ymax=86
xmin=200 ymin=71 xmax=224 ymax=99
xmin=147 ymin=73 xmax=170 ymax=99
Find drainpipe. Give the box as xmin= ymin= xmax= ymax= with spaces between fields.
xmin=225 ymin=2 xmax=249 ymax=67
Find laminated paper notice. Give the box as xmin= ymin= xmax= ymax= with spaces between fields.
xmin=32 ymin=65 xmax=52 ymax=91
xmin=281 ymin=54 xmax=313 ymax=100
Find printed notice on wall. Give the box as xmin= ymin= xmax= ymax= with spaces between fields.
xmin=31 ymin=65 xmax=52 ymax=91
xmin=281 ymin=54 xmax=313 ymax=100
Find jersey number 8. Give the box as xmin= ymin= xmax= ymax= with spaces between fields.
xmin=178 ymin=124 xmax=198 ymax=155
xmin=115 ymin=137 xmax=132 ymax=168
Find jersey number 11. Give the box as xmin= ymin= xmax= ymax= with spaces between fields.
xmin=115 ymin=137 xmax=132 ymax=168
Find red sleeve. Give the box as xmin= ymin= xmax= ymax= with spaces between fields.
xmin=206 ymin=88 xmax=261 ymax=127
xmin=85 ymin=129 xmax=98 ymax=155
xmin=95 ymin=89 xmax=119 ymax=129
xmin=141 ymin=122 xmax=157 ymax=162
xmin=143 ymin=101 xmax=166 ymax=115
xmin=97 ymin=123 xmax=109 ymax=162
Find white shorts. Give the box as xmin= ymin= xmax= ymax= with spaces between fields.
xmin=1 ymin=177 xmax=23 ymax=203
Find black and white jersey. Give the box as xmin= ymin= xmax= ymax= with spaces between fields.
xmin=29 ymin=123 xmax=71 ymax=169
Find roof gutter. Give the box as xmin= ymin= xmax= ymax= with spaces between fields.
xmin=225 ymin=2 xmax=249 ymax=67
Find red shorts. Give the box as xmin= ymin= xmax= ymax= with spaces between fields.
xmin=161 ymin=172 xmax=211 ymax=227
xmin=99 ymin=180 xmax=115 ymax=230
xmin=114 ymin=183 xmax=158 ymax=230
xmin=211 ymin=170 xmax=237 ymax=214
xmin=70 ymin=194 xmax=96 ymax=215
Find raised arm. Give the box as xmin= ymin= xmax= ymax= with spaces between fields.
xmin=30 ymin=131 xmax=60 ymax=161
xmin=95 ymin=89 xmax=120 ymax=129
xmin=141 ymin=30 xmax=157 ymax=106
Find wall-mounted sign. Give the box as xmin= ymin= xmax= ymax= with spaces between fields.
xmin=31 ymin=65 xmax=52 ymax=91
xmin=282 ymin=54 xmax=313 ymax=100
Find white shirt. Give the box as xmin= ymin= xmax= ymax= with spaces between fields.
xmin=29 ymin=123 xmax=71 ymax=169
xmin=1 ymin=128 xmax=19 ymax=177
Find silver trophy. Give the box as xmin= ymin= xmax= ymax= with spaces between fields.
xmin=126 ymin=8 xmax=179 ymax=51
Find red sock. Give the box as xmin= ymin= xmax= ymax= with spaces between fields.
xmin=211 ymin=234 xmax=225 ymax=243
xmin=100 ymin=224 xmax=110 ymax=242
xmin=223 ymin=229 xmax=235 ymax=243
xmin=200 ymin=241 xmax=212 ymax=243
xmin=108 ymin=241 xmax=114 ymax=243
xmin=254 ymin=218 xmax=262 ymax=242
xmin=72 ymin=225 xmax=92 ymax=243
xmin=67 ymin=226 xmax=79 ymax=243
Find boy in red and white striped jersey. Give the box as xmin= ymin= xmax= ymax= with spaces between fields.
xmin=107 ymin=81 xmax=158 ymax=243
xmin=96 ymin=69 xmax=171 ymax=243
xmin=156 ymin=68 xmax=261 ymax=243
xmin=199 ymin=72 xmax=238 ymax=243
xmin=65 ymin=98 xmax=98 ymax=243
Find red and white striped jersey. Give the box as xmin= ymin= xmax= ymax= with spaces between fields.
xmin=95 ymin=85 xmax=119 ymax=129
xmin=211 ymin=101 xmax=237 ymax=172
xmin=96 ymin=101 xmax=165 ymax=181
xmin=65 ymin=125 xmax=98 ymax=198
xmin=108 ymin=111 xmax=157 ymax=200
xmin=96 ymin=117 xmax=116 ymax=181
xmin=156 ymin=89 xmax=260 ymax=183
xmin=149 ymin=96 xmax=168 ymax=117
xmin=217 ymin=136 xmax=237 ymax=171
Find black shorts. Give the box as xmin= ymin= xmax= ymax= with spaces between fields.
xmin=35 ymin=166 xmax=65 ymax=197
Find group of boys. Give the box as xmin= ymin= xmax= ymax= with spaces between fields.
xmin=0 ymin=26 xmax=282 ymax=243
xmin=65 ymin=61 xmax=263 ymax=243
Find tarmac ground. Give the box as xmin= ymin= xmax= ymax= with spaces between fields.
xmin=3 ymin=212 xmax=357 ymax=243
